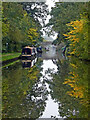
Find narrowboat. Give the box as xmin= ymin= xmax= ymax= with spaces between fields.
xmin=22 ymin=58 xmax=37 ymax=68
xmin=33 ymin=47 xmax=37 ymax=55
xmin=22 ymin=60 xmax=32 ymax=68
xmin=21 ymin=46 xmax=35 ymax=59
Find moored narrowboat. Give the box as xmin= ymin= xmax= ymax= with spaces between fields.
xmin=21 ymin=46 xmax=35 ymax=59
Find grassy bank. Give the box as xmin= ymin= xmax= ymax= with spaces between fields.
xmin=2 ymin=60 xmax=20 ymax=68
xmin=2 ymin=53 xmax=21 ymax=61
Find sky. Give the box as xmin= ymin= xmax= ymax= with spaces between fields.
xmin=45 ymin=0 xmax=59 ymax=24
xmin=2 ymin=0 xmax=59 ymax=40
xmin=46 ymin=0 xmax=59 ymax=12
xmin=42 ymin=0 xmax=59 ymax=40
xmin=43 ymin=0 xmax=89 ymax=40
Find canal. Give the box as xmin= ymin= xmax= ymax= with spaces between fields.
xmin=2 ymin=45 xmax=89 ymax=119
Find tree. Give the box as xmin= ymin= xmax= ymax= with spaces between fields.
xmin=2 ymin=2 xmax=47 ymax=52
xmin=45 ymin=2 xmax=87 ymax=45
xmin=22 ymin=2 xmax=49 ymax=26
xmin=44 ymin=57 xmax=89 ymax=118
xmin=63 ymin=12 xmax=89 ymax=60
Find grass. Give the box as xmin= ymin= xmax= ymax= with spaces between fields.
xmin=2 ymin=60 xmax=20 ymax=68
xmin=2 ymin=52 xmax=21 ymax=61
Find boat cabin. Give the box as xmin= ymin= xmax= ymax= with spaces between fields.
xmin=22 ymin=46 xmax=35 ymax=58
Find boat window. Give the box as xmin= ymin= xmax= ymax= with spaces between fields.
xmin=22 ymin=48 xmax=31 ymax=54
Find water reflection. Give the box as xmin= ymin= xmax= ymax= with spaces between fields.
xmin=2 ymin=58 xmax=47 ymax=118
xmin=40 ymin=60 xmax=60 ymax=118
xmin=22 ymin=58 xmax=37 ymax=68
xmin=2 ymin=54 xmax=89 ymax=118
xmin=63 ymin=57 xmax=89 ymax=118
xmin=45 ymin=57 xmax=89 ymax=118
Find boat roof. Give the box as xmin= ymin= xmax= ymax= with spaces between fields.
xmin=24 ymin=46 xmax=34 ymax=49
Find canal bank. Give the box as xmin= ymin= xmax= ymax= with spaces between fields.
xmin=2 ymin=53 xmax=21 ymax=64
xmin=0 ymin=53 xmax=21 ymax=68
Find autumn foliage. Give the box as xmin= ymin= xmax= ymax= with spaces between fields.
xmin=63 ymin=14 xmax=89 ymax=60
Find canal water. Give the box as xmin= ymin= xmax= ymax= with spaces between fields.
xmin=2 ymin=45 xmax=89 ymax=119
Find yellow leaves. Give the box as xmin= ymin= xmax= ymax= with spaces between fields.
xmin=67 ymin=55 xmax=71 ymax=58
xmin=69 ymin=30 xmax=74 ymax=34
xmin=64 ymin=68 xmax=86 ymax=100
xmin=28 ymin=66 xmax=40 ymax=81
xmin=68 ymin=83 xmax=74 ymax=87
xmin=70 ymin=50 xmax=75 ymax=55
xmin=67 ymin=88 xmax=84 ymax=98
xmin=70 ymin=63 xmax=77 ymax=68
xmin=63 ymin=79 xmax=74 ymax=84
xmin=69 ymin=71 xmax=74 ymax=75
xmin=65 ymin=78 xmax=71 ymax=81
xmin=70 ymin=43 xmax=75 ymax=46
xmin=63 ymin=19 xmax=86 ymax=57
xmin=69 ymin=71 xmax=78 ymax=78
xmin=29 ymin=28 xmax=37 ymax=32
xmin=67 ymin=20 xmax=83 ymax=29
xmin=70 ymin=38 xmax=79 ymax=43
xmin=28 ymin=28 xmax=38 ymax=38
xmin=32 ymin=40 xmax=36 ymax=42
xmin=28 ymin=28 xmax=39 ymax=43
xmin=28 ymin=28 xmax=37 ymax=34
xmin=63 ymin=81 xmax=68 ymax=84
xmin=66 ymin=21 xmax=74 ymax=26
xmin=70 ymin=20 xmax=83 ymax=33
xmin=67 ymin=35 xmax=74 ymax=39
xmin=24 ymin=13 xmax=27 ymax=17
xmin=67 ymin=35 xmax=75 ymax=39
xmin=23 ymin=91 xmax=27 ymax=95
xmin=63 ymin=34 xmax=68 ymax=36
xmin=73 ymin=27 xmax=77 ymax=29
xmin=28 ymin=35 xmax=33 ymax=40
xmin=63 ymin=73 xmax=78 ymax=85
xmin=67 ymin=91 xmax=73 ymax=96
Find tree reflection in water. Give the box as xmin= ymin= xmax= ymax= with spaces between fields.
xmin=2 ymin=58 xmax=48 ymax=118
xmin=2 ymin=56 xmax=89 ymax=118
xmin=44 ymin=57 xmax=89 ymax=118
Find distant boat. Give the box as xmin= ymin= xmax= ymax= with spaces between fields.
xmin=37 ymin=46 xmax=42 ymax=53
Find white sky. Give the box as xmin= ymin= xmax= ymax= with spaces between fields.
xmin=3 ymin=0 xmax=59 ymax=40
xmin=44 ymin=0 xmax=89 ymax=40
xmin=45 ymin=0 xmax=59 ymax=24
xmin=43 ymin=0 xmax=59 ymax=40
xmin=46 ymin=0 xmax=59 ymax=12
xmin=40 ymin=60 xmax=58 ymax=118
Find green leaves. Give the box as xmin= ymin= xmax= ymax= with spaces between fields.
xmin=2 ymin=17 xmax=9 ymax=37
xmin=46 ymin=2 xmax=87 ymax=44
xmin=2 ymin=2 xmax=45 ymax=52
